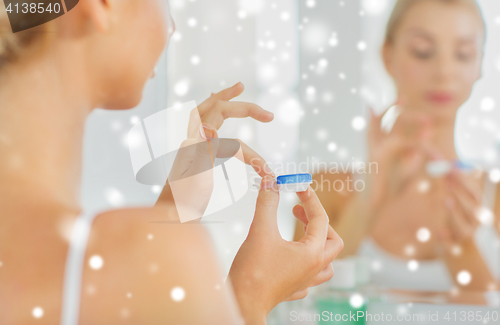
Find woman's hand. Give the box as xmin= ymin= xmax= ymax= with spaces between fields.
xmin=438 ymin=171 xmax=497 ymax=291
xmin=285 ymin=202 xmax=343 ymax=301
xmin=193 ymin=83 xmax=275 ymax=177
xmin=439 ymin=170 xmax=482 ymax=248
xmin=228 ymin=176 xmax=343 ymax=324
xmin=190 ymin=82 xmax=273 ymax=135
xmin=366 ymin=105 xmax=433 ymax=216
xmin=156 ymin=83 xmax=275 ymax=220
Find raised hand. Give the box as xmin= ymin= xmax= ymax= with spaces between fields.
xmin=440 ymin=169 xmax=482 ymax=247
xmin=156 ymin=83 xmax=275 ymax=222
xmin=366 ymin=104 xmax=434 ymax=215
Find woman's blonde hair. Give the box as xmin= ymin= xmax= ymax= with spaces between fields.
xmin=385 ymin=0 xmax=486 ymax=44
xmin=0 ymin=1 xmax=53 ymax=70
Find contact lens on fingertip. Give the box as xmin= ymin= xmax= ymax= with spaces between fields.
xmin=426 ymin=160 xmax=452 ymax=177
xmin=253 ymin=173 xmax=313 ymax=192
xmin=426 ymin=160 xmax=475 ymax=177
xmin=380 ymin=105 xmax=401 ymax=134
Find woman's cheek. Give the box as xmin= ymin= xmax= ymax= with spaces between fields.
xmin=396 ymin=60 xmax=428 ymax=99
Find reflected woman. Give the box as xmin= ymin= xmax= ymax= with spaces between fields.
xmin=297 ymin=0 xmax=500 ymax=296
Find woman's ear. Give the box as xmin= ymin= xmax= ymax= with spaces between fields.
xmin=382 ymin=42 xmax=394 ymax=78
xmin=78 ymin=0 xmax=113 ymax=32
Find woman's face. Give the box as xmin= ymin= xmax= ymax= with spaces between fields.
xmin=91 ymin=0 xmax=174 ymax=109
xmin=384 ymin=1 xmax=484 ymax=120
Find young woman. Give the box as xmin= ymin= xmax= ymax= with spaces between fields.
xmin=0 ymin=0 xmax=343 ymax=324
xmin=296 ymin=0 xmax=500 ymax=294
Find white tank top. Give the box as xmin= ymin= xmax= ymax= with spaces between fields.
xmin=358 ymin=178 xmax=500 ymax=291
xmin=60 ymin=212 xmax=98 ymax=325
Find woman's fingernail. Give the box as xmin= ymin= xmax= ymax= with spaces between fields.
xmin=199 ymin=124 xmax=207 ymax=140
xmin=261 ymin=176 xmax=277 ymax=191
xmin=202 ymin=125 xmax=217 ymax=140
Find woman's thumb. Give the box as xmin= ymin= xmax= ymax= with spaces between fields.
xmin=250 ymin=176 xmax=280 ymax=236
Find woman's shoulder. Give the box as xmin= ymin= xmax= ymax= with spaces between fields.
xmin=80 ymin=204 xmax=238 ymax=323
xmin=86 ymin=204 xmax=218 ymax=276
xmin=90 ymin=204 xmax=213 ymax=251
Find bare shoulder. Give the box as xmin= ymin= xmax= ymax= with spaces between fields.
xmin=86 ymin=205 xmax=218 ymax=276
xmin=79 ymin=205 xmax=241 ymax=324
xmin=89 ymin=204 xmax=211 ymax=244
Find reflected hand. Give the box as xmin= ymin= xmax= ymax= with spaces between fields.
xmin=366 ymin=104 xmax=434 ymax=215
xmin=440 ymin=170 xmax=482 ymax=248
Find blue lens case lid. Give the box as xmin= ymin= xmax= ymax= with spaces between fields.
xmin=276 ymin=173 xmax=312 ymax=185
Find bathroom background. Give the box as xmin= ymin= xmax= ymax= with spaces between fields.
xmin=81 ymin=0 xmax=500 ymax=277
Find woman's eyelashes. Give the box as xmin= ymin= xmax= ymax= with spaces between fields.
xmin=456 ymin=51 xmax=474 ymax=62
xmin=455 ymin=46 xmax=476 ymax=62
xmin=408 ymin=46 xmax=476 ymax=62
xmin=410 ymin=47 xmax=434 ymax=60
xmin=407 ymin=34 xmax=434 ymax=60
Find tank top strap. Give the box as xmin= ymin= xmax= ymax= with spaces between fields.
xmin=60 ymin=211 xmax=99 ymax=325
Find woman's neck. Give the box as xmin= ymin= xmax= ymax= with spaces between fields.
xmin=0 ymin=50 xmax=93 ymax=210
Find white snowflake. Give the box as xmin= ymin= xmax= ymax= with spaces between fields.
xmin=457 ymin=270 xmax=472 ymax=286
xmin=89 ymin=255 xmax=104 ymax=270
xmin=32 ymin=307 xmax=44 ymax=319
xmin=171 ymin=287 xmax=186 ymax=302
